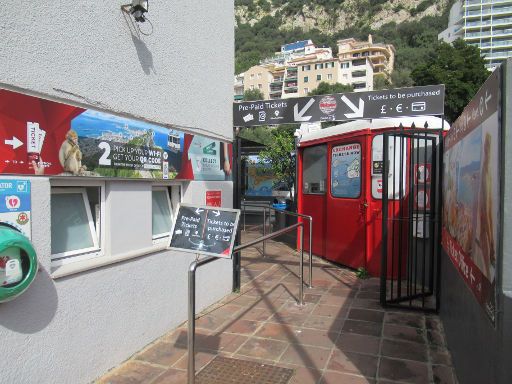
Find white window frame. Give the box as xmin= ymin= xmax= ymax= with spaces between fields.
xmin=152 ymin=186 xmax=174 ymax=243
xmin=51 ymin=186 xmax=104 ymax=266
xmin=304 ymin=87 xmax=309 ymax=94
xmin=327 ymin=74 xmax=333 ymax=80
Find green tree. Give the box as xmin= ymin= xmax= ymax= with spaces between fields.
xmin=243 ymin=88 xmax=265 ymax=101
xmin=308 ymin=81 xmax=353 ymax=96
xmin=411 ymin=39 xmax=489 ymax=122
xmin=258 ymin=125 xmax=297 ymax=203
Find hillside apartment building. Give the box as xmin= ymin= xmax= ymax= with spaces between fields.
xmin=439 ymin=0 xmax=512 ymax=70
xmin=236 ymin=36 xmax=395 ymax=100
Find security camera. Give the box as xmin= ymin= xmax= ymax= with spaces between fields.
xmin=131 ymin=0 xmax=148 ymax=23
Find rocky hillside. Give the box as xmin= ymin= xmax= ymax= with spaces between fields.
xmin=235 ymin=0 xmax=456 ymax=82
xmin=236 ymin=0 xmax=450 ymax=33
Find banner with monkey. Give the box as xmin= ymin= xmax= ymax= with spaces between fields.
xmin=0 ymin=89 xmax=232 ymax=181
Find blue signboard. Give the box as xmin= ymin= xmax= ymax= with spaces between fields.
xmin=0 ymin=180 xmax=31 ymax=239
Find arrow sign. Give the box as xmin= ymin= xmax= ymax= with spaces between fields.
xmin=195 ymin=208 xmax=204 ymax=215
xmin=233 ymin=84 xmax=445 ymax=127
xmin=213 ymin=210 xmax=220 ymax=217
xmin=4 ymin=137 xmax=23 ymax=149
xmin=294 ymin=98 xmax=315 ymax=122
xmin=341 ymin=96 xmax=364 ymax=119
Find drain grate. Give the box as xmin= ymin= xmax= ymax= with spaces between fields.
xmin=196 ymin=356 xmax=295 ymax=384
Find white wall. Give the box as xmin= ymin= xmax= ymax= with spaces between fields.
xmin=0 ymin=177 xmax=233 ymax=384
xmin=0 ymin=1 xmax=234 ymax=383
xmin=0 ymin=0 xmax=234 ymax=141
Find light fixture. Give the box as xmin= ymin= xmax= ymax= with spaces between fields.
xmin=130 ymin=0 xmax=149 ymax=23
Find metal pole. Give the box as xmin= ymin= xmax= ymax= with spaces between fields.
xmin=188 ymin=261 xmax=197 ymax=384
xmin=188 ymin=256 xmax=217 ymax=384
xmin=308 ymin=217 xmax=313 ymax=288
xmin=299 ymin=225 xmax=304 ymax=306
xmin=262 ymin=207 xmax=266 ymax=257
xmin=243 ymin=200 xmax=246 ymax=232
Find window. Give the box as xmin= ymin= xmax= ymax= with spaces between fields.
xmin=315 ymin=63 xmax=324 ymax=70
xmin=327 ymin=74 xmax=333 ymax=80
xmin=152 ymin=187 xmax=173 ymax=242
xmin=331 ymin=143 xmax=361 ymax=198
xmin=340 ymin=62 xmax=350 ymax=69
xmin=304 ymin=76 xmax=309 ymax=83
xmin=250 ymin=84 xmax=255 ymax=90
xmin=353 ymin=82 xmax=366 ymax=89
xmin=352 ymin=59 xmax=366 ymax=66
xmin=258 ymin=83 xmax=262 ymax=89
xmin=352 ymin=70 xmax=366 ymax=78
xmin=304 ymin=87 xmax=309 ymax=94
xmin=51 ymin=187 xmax=103 ymax=265
xmin=250 ymin=74 xmax=254 ymax=80
xmin=302 ymin=65 xmax=311 ymax=71
xmin=303 ymin=145 xmax=327 ymax=194
xmin=316 ymin=74 xmax=322 ymax=81
xmin=371 ymin=135 xmax=407 ymax=200
xmin=257 ymin=73 xmax=262 ymax=78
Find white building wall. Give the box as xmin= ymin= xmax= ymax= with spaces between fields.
xmin=0 ymin=1 xmax=234 ymax=383
xmin=0 ymin=0 xmax=234 ymax=142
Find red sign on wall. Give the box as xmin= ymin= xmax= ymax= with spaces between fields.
xmin=205 ymin=190 xmax=222 ymax=207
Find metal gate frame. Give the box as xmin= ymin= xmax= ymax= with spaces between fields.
xmin=380 ymin=126 xmax=444 ymax=312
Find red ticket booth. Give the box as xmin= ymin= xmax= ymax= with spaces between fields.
xmin=297 ymin=117 xmax=448 ymax=277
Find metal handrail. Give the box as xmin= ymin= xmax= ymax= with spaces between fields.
xmin=188 ymin=222 xmax=305 ymax=384
xmin=241 ymin=202 xmax=314 ymax=289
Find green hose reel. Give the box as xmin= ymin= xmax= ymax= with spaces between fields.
xmin=0 ymin=224 xmax=38 ymax=303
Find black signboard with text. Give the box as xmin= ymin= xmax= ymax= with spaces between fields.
xmin=169 ymin=204 xmax=240 ymax=258
xmin=233 ymin=85 xmax=445 ymax=127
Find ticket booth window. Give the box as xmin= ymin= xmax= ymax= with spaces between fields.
xmin=303 ymin=145 xmax=327 ymax=194
xmin=371 ymin=135 xmax=407 ymax=200
xmin=51 ymin=187 xmax=102 ymax=264
xmin=152 ymin=187 xmax=174 ymax=242
xmin=331 ymin=143 xmax=361 ymax=198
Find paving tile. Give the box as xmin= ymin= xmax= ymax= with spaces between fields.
xmin=432 ymin=364 xmax=457 ymax=384
xmin=221 ymin=319 xmax=261 ymax=335
xmin=203 ymin=303 xmax=244 ymax=319
xmin=326 ymin=350 xmax=378 ymax=378
xmin=235 ymin=337 xmax=289 ymax=360
xmin=255 ymin=322 xmax=299 ymax=342
xmin=151 ymin=368 xmax=187 ymax=384
xmin=134 ymin=342 xmax=187 ymax=367
xmin=318 ymin=294 xmax=354 ymax=307
xmin=303 ymin=293 xmax=322 ymax=303
xmin=270 ymin=311 xmax=308 ymax=327
xmin=292 ymin=327 xmax=339 ymax=349
xmin=342 ymin=320 xmax=382 ymax=337
xmin=336 ymin=333 xmax=381 ymax=356
xmin=378 ymin=357 xmax=429 ymax=384
xmin=427 ymin=329 xmax=446 ymax=347
xmin=284 ymin=364 xmax=322 ymax=384
xmin=194 ymin=315 xmax=228 ymax=332
xmin=303 ymin=314 xmax=345 ymax=332
xmin=320 ymin=371 xmax=376 ymax=384
xmin=236 ymin=307 xmax=274 ymax=322
xmin=383 ymin=323 xmax=425 ymax=344
xmin=381 ymin=338 xmax=428 ymax=362
xmin=426 ymin=316 xmax=443 ymax=331
xmin=384 ymin=312 xmax=425 ymax=329
xmin=279 ymin=344 xmax=332 ymax=370
xmin=352 ymin=298 xmax=383 ymax=310
xmin=98 ymin=361 xmax=165 ymax=384
xmin=429 ymin=345 xmax=453 ymax=366
xmin=280 ymin=300 xmax=317 ymax=314
xmin=348 ymin=309 xmax=385 ymax=323
xmin=356 ymin=291 xmax=381 ymax=300
xmin=312 ymin=304 xmax=346 ymax=318
xmin=173 ymin=351 xmax=218 ymax=370
xmin=195 ymin=332 xmax=248 ymax=353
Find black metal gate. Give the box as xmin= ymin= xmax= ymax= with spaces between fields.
xmin=380 ymin=126 xmax=443 ymax=312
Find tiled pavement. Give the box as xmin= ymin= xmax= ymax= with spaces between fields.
xmin=96 ymin=230 xmax=457 ymax=384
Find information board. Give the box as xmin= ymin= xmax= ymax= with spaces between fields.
xmin=169 ymin=204 xmax=240 ymax=258
xmin=0 ymin=179 xmax=31 ymax=240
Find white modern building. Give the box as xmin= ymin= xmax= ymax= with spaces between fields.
xmin=0 ymin=1 xmax=234 ymax=384
xmin=439 ymin=0 xmax=512 ymax=69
